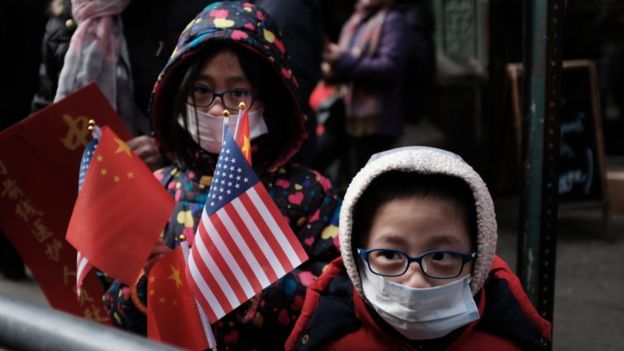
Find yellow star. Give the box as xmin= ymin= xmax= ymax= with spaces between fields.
xmin=172 ymin=300 xmax=178 ymax=306
xmin=100 ymin=168 xmax=108 ymax=176
xmin=168 ymin=264 xmax=183 ymax=290
xmin=149 ymin=276 xmax=155 ymax=283
xmin=158 ymin=297 xmax=166 ymax=304
xmin=127 ymin=171 xmax=134 ymax=179
xmin=96 ymin=155 xmax=103 ymax=162
xmin=113 ymin=175 xmax=121 ymax=183
xmin=242 ymin=135 xmax=251 ymax=157
xmin=114 ymin=138 xmax=132 ymax=157
xmin=149 ymin=289 xmax=155 ymax=296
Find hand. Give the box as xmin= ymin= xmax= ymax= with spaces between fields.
xmin=127 ymin=136 xmax=166 ymax=171
xmin=143 ymin=239 xmax=171 ymax=274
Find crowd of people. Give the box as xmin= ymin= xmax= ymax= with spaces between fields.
xmin=1 ymin=0 xmax=551 ymax=350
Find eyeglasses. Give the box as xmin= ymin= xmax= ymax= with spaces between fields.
xmin=357 ymin=248 xmax=476 ymax=279
xmin=188 ymin=85 xmax=257 ymax=111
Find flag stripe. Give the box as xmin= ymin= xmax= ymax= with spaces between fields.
xmin=234 ymin=195 xmax=286 ymax=277
xmin=248 ymin=185 xmax=305 ymax=267
xmin=187 ymin=253 xmax=221 ymax=322
xmin=218 ymin=206 xmax=267 ymax=292
xmin=202 ymin=213 xmax=254 ymax=302
xmin=224 ymin=202 xmax=275 ymax=285
xmin=193 ymin=228 xmax=237 ymax=311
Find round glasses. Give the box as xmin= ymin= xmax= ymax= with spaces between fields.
xmin=357 ymin=248 xmax=476 ymax=279
xmin=188 ymin=84 xmax=257 ymax=111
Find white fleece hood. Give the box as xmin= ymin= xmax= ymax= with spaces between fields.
xmin=339 ymin=146 xmax=497 ymax=296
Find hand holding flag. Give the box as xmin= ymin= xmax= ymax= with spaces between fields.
xmin=66 ymin=126 xmax=175 ymax=286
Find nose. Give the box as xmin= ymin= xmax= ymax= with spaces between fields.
xmin=400 ymin=262 xmax=432 ymax=289
xmin=207 ymin=96 xmax=228 ymax=115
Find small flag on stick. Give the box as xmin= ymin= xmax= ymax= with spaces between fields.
xmin=185 ymin=124 xmax=308 ymax=323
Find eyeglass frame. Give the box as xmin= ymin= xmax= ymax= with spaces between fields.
xmin=357 ymin=248 xmax=476 ymax=279
xmin=187 ymin=86 xmax=259 ymax=111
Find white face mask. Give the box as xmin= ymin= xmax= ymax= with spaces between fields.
xmin=178 ymin=105 xmax=269 ymax=154
xmin=359 ymin=260 xmax=480 ymax=340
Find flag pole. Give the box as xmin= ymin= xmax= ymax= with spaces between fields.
xmin=179 ymin=235 xmax=217 ymax=350
xmin=233 ymin=102 xmax=247 ymax=138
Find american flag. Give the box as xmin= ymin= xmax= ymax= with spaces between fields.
xmin=185 ymin=125 xmax=308 ymax=323
xmin=75 ymin=137 xmax=99 ymax=295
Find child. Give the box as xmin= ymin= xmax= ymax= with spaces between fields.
xmin=286 ymin=146 xmax=552 ymax=350
xmin=103 ymin=2 xmax=341 ymax=349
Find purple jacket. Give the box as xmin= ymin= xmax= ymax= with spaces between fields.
xmin=332 ymin=8 xmax=411 ymax=137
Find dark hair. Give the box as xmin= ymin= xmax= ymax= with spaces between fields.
xmin=155 ymin=42 xmax=301 ymax=173
xmin=352 ymin=171 xmax=478 ymax=249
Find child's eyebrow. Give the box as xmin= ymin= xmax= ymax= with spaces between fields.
xmin=426 ymin=235 xmax=464 ymax=247
xmin=373 ymin=233 xmax=407 ymax=246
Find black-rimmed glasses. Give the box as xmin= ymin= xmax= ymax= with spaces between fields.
xmin=357 ymin=248 xmax=476 ymax=279
xmin=188 ymin=85 xmax=257 ymax=111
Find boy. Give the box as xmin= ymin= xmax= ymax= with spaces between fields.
xmin=286 ymin=147 xmax=551 ymax=350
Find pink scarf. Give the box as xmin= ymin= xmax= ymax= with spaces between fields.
xmin=55 ymin=0 xmax=146 ymax=135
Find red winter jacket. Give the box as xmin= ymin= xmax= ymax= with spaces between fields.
xmin=286 ymin=256 xmax=551 ymax=351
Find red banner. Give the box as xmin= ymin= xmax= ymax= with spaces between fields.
xmin=0 ymin=83 xmax=131 ymax=322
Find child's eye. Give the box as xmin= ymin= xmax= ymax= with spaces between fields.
xmin=379 ymin=250 xmax=403 ymax=261
xmin=430 ymin=252 xmax=452 ymax=261
xmin=192 ymin=84 xmax=212 ymax=95
xmin=231 ymin=88 xmax=250 ymax=97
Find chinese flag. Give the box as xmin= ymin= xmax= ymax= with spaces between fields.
xmin=0 ymin=83 xmax=130 ymax=322
xmin=147 ymin=247 xmax=208 ymax=351
xmin=234 ymin=108 xmax=251 ymax=164
xmin=66 ymin=126 xmax=174 ymax=285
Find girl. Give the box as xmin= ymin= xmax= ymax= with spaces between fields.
xmin=103 ymin=2 xmax=340 ymax=349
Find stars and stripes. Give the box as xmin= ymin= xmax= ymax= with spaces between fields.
xmin=185 ymin=125 xmax=308 ymax=323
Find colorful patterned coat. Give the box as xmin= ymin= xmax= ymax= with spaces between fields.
xmin=103 ymin=2 xmax=341 ymax=350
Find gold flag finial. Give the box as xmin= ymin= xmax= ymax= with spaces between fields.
xmin=222 ymin=109 xmax=230 ymax=118
xmin=88 ymin=119 xmax=96 ymax=131
xmin=178 ymin=234 xmax=186 ymax=241
xmin=238 ymin=102 xmax=247 ymax=110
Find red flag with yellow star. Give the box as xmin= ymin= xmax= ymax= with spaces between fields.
xmin=234 ymin=108 xmax=251 ymax=165
xmin=147 ymin=247 xmax=208 ymax=351
xmin=66 ymin=126 xmax=174 ymax=285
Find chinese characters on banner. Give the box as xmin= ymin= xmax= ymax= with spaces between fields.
xmin=0 ymin=84 xmax=131 ymax=322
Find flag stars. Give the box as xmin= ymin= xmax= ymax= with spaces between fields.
xmin=235 ymin=183 xmax=240 ymax=188
xmin=244 ymin=177 xmax=249 ymax=182
xmin=96 ymin=155 xmax=103 ymax=162
xmin=113 ymin=175 xmax=121 ymax=183
xmin=114 ymin=138 xmax=132 ymax=157
xmin=126 ymin=171 xmax=134 ymax=179
xmin=100 ymin=168 xmax=108 ymax=176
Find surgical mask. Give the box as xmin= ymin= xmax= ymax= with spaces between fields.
xmin=178 ymin=105 xmax=269 ymax=154
xmin=359 ymin=260 xmax=480 ymax=340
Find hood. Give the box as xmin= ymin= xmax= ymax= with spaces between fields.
xmin=339 ymin=146 xmax=497 ymax=296
xmin=150 ymin=1 xmax=305 ymax=170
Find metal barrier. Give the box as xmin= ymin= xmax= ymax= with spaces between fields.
xmin=0 ymin=293 xmax=181 ymax=351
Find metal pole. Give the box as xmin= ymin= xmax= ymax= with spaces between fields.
xmin=517 ymin=0 xmax=564 ymax=335
xmin=0 ymin=293 xmax=181 ymax=351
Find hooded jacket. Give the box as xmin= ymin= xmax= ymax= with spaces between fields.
xmin=286 ymin=147 xmax=552 ymax=350
xmin=103 ymin=3 xmax=341 ymax=349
